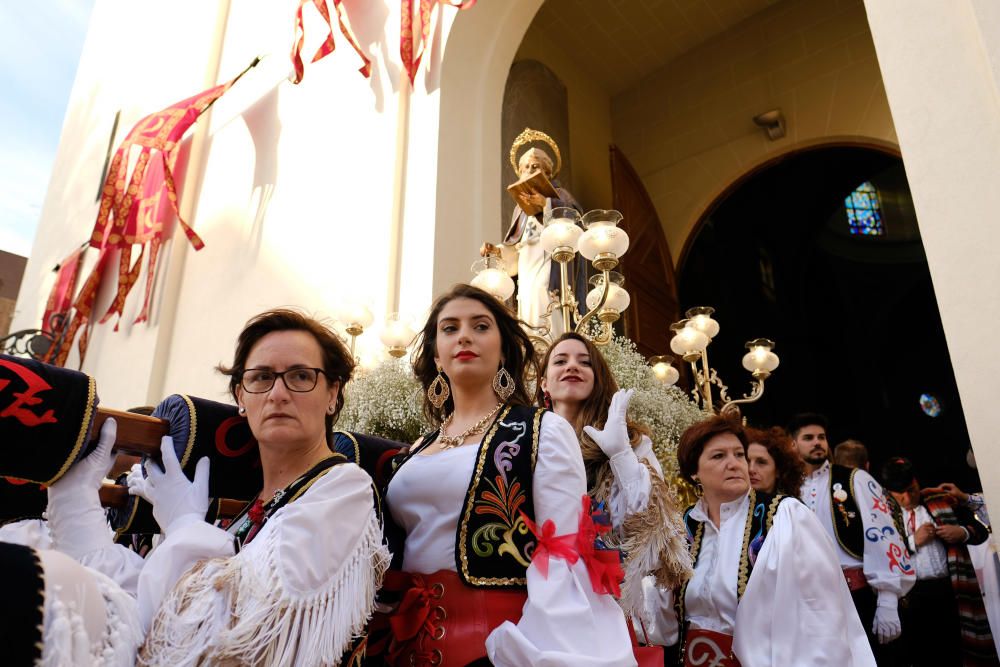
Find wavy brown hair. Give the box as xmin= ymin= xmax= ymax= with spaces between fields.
xmin=745 ymin=426 xmax=806 ymax=495
xmin=412 ymin=284 xmax=537 ymax=426
xmin=537 ymin=332 xmax=649 ymax=488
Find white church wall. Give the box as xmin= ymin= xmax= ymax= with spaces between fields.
xmin=864 ymin=0 xmax=1000 ymax=523
xmin=13 ymin=0 xmax=432 ymax=406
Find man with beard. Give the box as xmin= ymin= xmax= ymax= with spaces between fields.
xmin=790 ymin=413 xmax=915 ymax=664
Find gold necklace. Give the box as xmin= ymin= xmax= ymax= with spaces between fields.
xmin=438 ymin=403 xmax=503 ymax=449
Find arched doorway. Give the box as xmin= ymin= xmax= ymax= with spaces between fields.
xmin=679 ymin=145 xmax=980 ymax=489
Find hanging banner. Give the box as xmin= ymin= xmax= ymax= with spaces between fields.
xmin=51 ymin=59 xmax=259 ymax=367
xmin=400 ymin=0 xmax=475 ymax=85
xmin=41 ymin=245 xmax=86 ymax=335
xmin=291 ymin=0 xmax=371 ymax=84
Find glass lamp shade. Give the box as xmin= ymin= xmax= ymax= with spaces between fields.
xmin=586 ymin=272 xmax=630 ymax=313
xmin=541 ymin=208 xmax=583 ymax=255
xmin=578 ymin=210 xmax=629 ymax=261
xmin=741 ymin=339 xmax=779 ymax=373
xmin=685 ymin=306 xmax=720 ymax=339
xmin=650 ymin=355 xmax=680 ymax=386
xmin=670 ymin=325 xmax=709 ymax=356
xmin=471 ymin=256 xmax=515 ymax=301
xmin=379 ymin=313 xmax=415 ymax=354
xmin=337 ymin=301 xmax=374 ymax=329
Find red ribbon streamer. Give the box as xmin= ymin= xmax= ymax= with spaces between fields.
xmin=291 ymin=0 xmax=371 ymax=84
xmin=50 ymin=60 xmax=258 ymax=367
xmin=400 ymin=0 xmax=476 ymax=85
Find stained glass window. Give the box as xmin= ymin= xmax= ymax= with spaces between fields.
xmin=845 ymin=181 xmax=885 ymax=236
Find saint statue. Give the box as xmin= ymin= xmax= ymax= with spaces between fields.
xmin=501 ymin=129 xmax=587 ymax=335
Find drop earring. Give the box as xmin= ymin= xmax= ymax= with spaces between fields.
xmin=428 ymin=364 xmax=450 ymax=409
xmin=493 ymin=364 xmax=515 ymax=402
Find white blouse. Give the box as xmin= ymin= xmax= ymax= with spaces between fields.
xmin=606 ymin=434 xmax=661 ymax=529
xmin=135 ymin=462 xmax=389 ymax=666
xmin=644 ymin=492 xmax=876 ymax=666
xmin=387 ymin=411 xmax=636 ymax=667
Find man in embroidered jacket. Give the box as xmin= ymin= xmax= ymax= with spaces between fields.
xmin=790 ymin=413 xmax=914 ymax=663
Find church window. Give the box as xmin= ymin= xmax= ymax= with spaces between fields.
xmin=845 ymin=181 xmax=885 ymax=236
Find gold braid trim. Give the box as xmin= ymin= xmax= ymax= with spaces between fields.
xmin=736 ymin=489 xmax=759 ymax=600
xmin=676 ymin=517 xmax=703 ymax=662
xmin=45 ymin=375 xmax=97 ymax=486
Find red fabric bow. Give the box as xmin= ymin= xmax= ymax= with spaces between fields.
xmin=520 ymin=494 xmax=625 ymax=597
xmin=520 ymin=512 xmax=579 ymax=578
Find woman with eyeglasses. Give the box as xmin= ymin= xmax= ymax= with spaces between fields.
xmin=373 ymin=284 xmax=634 ymax=666
xmin=125 ymin=309 xmax=389 ymax=665
xmin=535 ymin=332 xmax=691 ymax=618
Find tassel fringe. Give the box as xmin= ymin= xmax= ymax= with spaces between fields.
xmin=139 ymin=509 xmax=390 ymax=666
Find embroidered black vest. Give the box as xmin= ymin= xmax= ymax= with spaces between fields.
xmin=385 ymin=404 xmax=543 ymax=588
xmin=675 ymin=490 xmax=790 ymax=662
xmin=829 ymin=464 xmax=864 ymax=560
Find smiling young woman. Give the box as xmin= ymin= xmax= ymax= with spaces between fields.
xmin=536 ymin=333 xmax=691 ymax=625
xmin=372 ymin=285 xmax=635 ymax=667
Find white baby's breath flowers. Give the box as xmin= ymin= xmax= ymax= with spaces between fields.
xmin=337 ymin=357 xmax=424 ymax=444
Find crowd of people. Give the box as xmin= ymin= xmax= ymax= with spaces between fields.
xmin=1 ymin=283 xmax=997 ymax=666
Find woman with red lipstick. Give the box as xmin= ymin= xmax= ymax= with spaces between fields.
xmin=536 ymin=332 xmax=691 ymax=617
xmin=126 ymin=309 xmax=390 ymax=665
xmin=663 ymin=416 xmax=874 ymax=667
xmin=375 ymin=284 xmax=635 ymax=666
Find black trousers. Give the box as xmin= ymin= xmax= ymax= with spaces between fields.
xmin=897 ymin=577 xmax=961 ymax=667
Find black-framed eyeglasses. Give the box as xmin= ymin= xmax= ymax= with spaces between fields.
xmin=240 ymin=367 xmax=328 ymax=394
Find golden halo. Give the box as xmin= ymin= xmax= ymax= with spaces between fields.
xmin=509 ymin=128 xmax=562 ymax=177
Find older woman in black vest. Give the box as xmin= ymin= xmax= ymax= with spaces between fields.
xmin=659 ymin=415 xmax=874 ymax=667
xmin=375 ymin=284 xmax=634 ymax=667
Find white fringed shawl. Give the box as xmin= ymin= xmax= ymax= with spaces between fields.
xmin=138 ymin=465 xmax=390 ymax=666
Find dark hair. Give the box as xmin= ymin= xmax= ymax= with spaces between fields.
xmin=746 ymin=426 xmax=806 ymax=495
xmin=786 ymin=412 xmax=829 ymax=438
xmin=833 ymin=439 xmax=869 ymax=470
xmin=677 ymin=415 xmax=748 ymax=485
xmin=536 ymin=332 xmax=648 ymax=465
xmin=217 ymin=308 xmax=355 ymax=443
xmin=412 ymin=284 xmax=537 ymax=425
xmin=881 ymin=456 xmax=917 ymax=493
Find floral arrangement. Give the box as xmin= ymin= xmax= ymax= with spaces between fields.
xmin=598 ymin=335 xmax=705 ymax=481
xmin=337 ymin=335 xmax=704 ymax=482
xmin=337 ymin=357 xmax=424 ymax=444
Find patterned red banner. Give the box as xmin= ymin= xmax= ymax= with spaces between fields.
xmin=400 ymin=0 xmax=475 ymax=85
xmin=291 ymin=0 xmax=371 ymax=84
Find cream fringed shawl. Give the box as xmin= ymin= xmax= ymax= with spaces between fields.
xmin=137 ymin=464 xmax=390 ymax=667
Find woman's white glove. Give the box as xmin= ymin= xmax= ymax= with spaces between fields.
xmin=582 ymin=388 xmax=635 ymax=459
xmin=873 ymin=597 xmax=902 ymax=643
xmin=47 ymin=418 xmax=118 ymax=559
xmin=127 ymin=435 xmax=210 ymax=535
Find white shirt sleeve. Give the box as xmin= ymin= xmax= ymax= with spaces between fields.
xmin=733 ymin=500 xmax=876 ymax=667
xmin=486 ymin=411 xmax=637 ymax=667
xmin=138 ymin=463 xmax=390 ymax=666
xmin=852 ymin=469 xmax=915 ymax=603
xmin=607 ymin=435 xmax=658 ymax=529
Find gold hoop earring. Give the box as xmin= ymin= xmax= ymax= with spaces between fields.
xmin=428 ymin=365 xmax=450 ymax=409
xmin=493 ymin=365 xmax=515 ymax=402
xmin=692 ymin=478 xmax=704 ymax=497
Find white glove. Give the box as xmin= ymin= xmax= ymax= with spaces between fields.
xmin=125 ymin=462 xmax=149 ymax=502
xmin=47 ymin=417 xmax=118 ymax=559
xmin=127 ymin=435 xmax=210 ymax=535
xmin=873 ymin=597 xmax=901 ymax=644
xmin=582 ymin=388 xmax=635 ymax=459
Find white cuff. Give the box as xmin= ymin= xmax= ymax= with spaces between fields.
xmin=876 ymin=590 xmax=898 ymax=609
xmin=608 ymin=448 xmax=643 ymax=485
